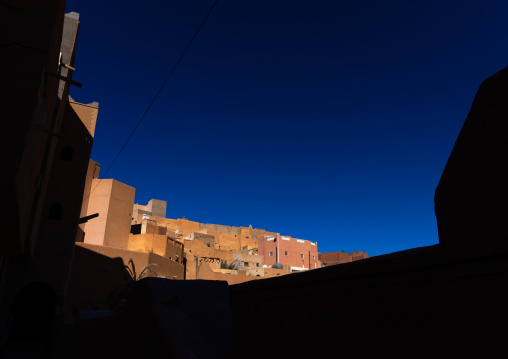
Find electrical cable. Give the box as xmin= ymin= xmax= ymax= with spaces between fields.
xmin=89 ymin=0 xmax=218 ymax=196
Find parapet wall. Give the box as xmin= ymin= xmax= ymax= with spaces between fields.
xmin=200 ymin=223 xmax=242 ymax=234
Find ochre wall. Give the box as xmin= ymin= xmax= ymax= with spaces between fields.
xmin=205 ymin=230 xmax=242 ymax=251
xmin=83 ymin=179 xmax=112 ymax=246
xmin=127 ymin=233 xmax=184 ymax=264
xmin=152 ymin=217 xmax=201 ymax=237
xmin=128 ymin=233 xmax=168 ymax=257
xmin=79 ymin=159 xmax=100 ymax=232
xmin=84 ymin=179 xmax=135 ymax=249
xmin=246 ymin=267 xmax=291 ymax=278
xmin=318 ymin=251 xmax=369 ymax=266
xmin=196 ymin=262 xmax=258 ymax=285
xmin=69 ymin=101 xmax=98 ymax=138
xmin=104 ymin=180 xmax=135 ymax=249
xmin=319 ymin=251 xmax=352 ymax=265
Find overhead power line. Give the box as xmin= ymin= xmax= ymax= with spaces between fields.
xmin=91 ymin=0 xmax=218 ymax=194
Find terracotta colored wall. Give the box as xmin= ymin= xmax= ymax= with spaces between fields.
xmin=165 ymin=238 xmax=184 ymax=262
xmin=319 ymin=251 xmax=369 ymax=266
xmin=258 ymin=235 xmax=318 ymax=269
xmin=147 ymin=252 xmax=184 ymax=280
xmin=351 ymin=251 xmax=369 ymax=261
xmin=84 ymin=179 xmax=135 ymax=249
xmin=319 ymin=251 xmax=352 ymax=265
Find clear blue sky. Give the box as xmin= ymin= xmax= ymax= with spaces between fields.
xmin=66 ymin=0 xmax=507 ymax=256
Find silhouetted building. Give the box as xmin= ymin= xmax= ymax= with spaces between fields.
xmin=0 ymin=3 xmax=98 ymax=353
xmin=229 ymin=66 xmax=508 ymax=358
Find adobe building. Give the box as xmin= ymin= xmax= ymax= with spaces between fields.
xmin=129 ymin=203 xmax=329 ymax=281
xmin=319 ymin=250 xmax=369 ymax=267
xmin=132 ymin=198 xmax=167 ymax=223
xmin=0 ymin=4 xmax=101 ymax=351
xmin=132 ymin=200 xmax=278 ymax=251
xmin=257 ymin=234 xmax=319 ymax=271
xmin=66 ymin=163 xmax=186 ymax=310
xmin=81 ymin=177 xmax=135 ymax=249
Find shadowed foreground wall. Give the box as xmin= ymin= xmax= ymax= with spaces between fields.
xmin=230 ymin=66 xmax=508 ymax=358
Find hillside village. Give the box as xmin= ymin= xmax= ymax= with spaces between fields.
xmin=72 ymin=159 xmax=368 ymax=296
xmin=3 ymin=3 xmax=506 ymax=358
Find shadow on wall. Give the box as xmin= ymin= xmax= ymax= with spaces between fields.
xmin=6 ymin=282 xmax=56 ymax=344
xmin=229 ymin=65 xmax=508 ymax=358
xmin=64 ymin=245 xmax=134 ymax=311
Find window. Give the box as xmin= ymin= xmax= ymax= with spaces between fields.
xmin=285 ymin=251 xmax=288 ymax=256
xmin=313 ymin=256 xmax=315 ymax=260
xmin=269 ymin=252 xmax=273 ymax=256
xmin=300 ymin=254 xmax=304 ymax=258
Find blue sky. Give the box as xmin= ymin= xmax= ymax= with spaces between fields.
xmin=65 ymin=0 xmax=508 ymax=256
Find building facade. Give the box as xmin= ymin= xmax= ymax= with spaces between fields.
xmin=257 ymin=235 xmax=319 ymax=271
xmin=319 ymin=251 xmax=369 ymax=267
